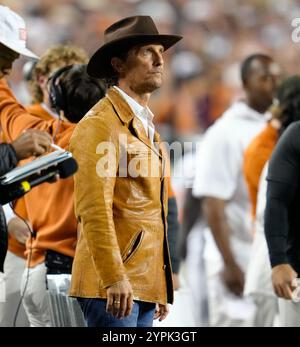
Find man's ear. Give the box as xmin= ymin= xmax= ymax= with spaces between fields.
xmin=111 ymin=57 xmax=124 ymax=74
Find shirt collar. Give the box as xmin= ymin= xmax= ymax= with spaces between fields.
xmin=113 ymin=86 xmax=154 ymax=123
xmin=227 ymin=101 xmax=269 ymax=122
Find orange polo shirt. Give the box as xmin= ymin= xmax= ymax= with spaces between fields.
xmin=27 ymin=103 xmax=56 ymax=121
xmin=1 ymin=125 xmax=28 ymax=259
xmin=243 ymin=123 xmax=278 ymax=219
xmin=8 ymin=104 xmax=55 ymax=259
xmin=0 ymin=79 xmax=77 ymax=267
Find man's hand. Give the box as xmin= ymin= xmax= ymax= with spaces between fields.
xmin=222 ymin=262 xmax=245 ymax=296
xmin=202 ymin=197 xmax=244 ymax=295
xmin=7 ymin=216 xmax=31 ymax=244
xmin=272 ymin=264 xmax=298 ymax=300
xmin=11 ymin=129 xmax=52 ymax=160
xmin=154 ymin=303 xmax=169 ymax=322
xmin=106 ymin=279 xmax=133 ymax=319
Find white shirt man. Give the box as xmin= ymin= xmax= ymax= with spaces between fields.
xmin=192 ymin=101 xmax=268 ymax=327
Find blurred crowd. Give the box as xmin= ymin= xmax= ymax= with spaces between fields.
xmin=3 ymin=0 xmax=300 ymax=143
xmin=2 ymin=0 xmax=300 ymax=328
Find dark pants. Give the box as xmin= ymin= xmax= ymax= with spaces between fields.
xmin=78 ymin=298 xmax=156 ymax=327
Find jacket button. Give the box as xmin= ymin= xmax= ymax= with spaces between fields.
xmin=162 ymin=265 xmax=166 ymax=270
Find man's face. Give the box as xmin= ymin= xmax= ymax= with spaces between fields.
xmin=0 ymin=43 xmax=20 ymax=78
xmin=245 ymin=58 xmax=281 ymax=110
xmin=118 ymin=43 xmax=164 ymax=94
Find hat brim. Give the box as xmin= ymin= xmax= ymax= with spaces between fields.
xmin=87 ymin=34 xmax=182 ymax=79
xmin=1 ymin=39 xmax=39 ymax=59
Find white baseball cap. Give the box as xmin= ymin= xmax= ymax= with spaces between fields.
xmin=0 ymin=6 xmax=38 ymax=59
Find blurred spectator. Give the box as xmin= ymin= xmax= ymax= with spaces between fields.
xmin=192 ymin=54 xmax=280 ymax=327
xmin=3 ymin=0 xmax=300 ymax=141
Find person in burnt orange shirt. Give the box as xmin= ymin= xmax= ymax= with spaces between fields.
xmin=0 ymin=45 xmax=88 ymax=327
xmin=0 ymin=64 xmax=105 ymax=326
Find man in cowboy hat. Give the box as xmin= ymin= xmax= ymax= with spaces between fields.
xmin=69 ymin=15 xmax=182 ymax=327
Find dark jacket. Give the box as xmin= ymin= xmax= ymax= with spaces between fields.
xmin=167 ymin=197 xmax=180 ymax=274
xmin=0 ymin=143 xmax=18 ymax=175
xmin=0 ymin=143 xmax=18 ymax=272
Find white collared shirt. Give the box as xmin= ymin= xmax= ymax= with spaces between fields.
xmin=114 ymin=86 xmax=155 ymax=143
xmin=192 ymin=101 xmax=267 ymax=253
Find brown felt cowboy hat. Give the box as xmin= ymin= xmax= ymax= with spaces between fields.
xmin=87 ymin=15 xmax=182 ymax=79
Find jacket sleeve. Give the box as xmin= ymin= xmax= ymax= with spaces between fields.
xmin=0 ymin=143 xmax=18 ymax=176
xmin=265 ymin=180 xmax=293 ymax=267
xmin=0 ymin=142 xmax=18 ymax=272
xmin=0 ymin=79 xmax=57 ymax=141
xmin=70 ymin=113 xmax=128 ymax=288
xmin=0 ymin=206 xmax=7 ymax=273
xmin=167 ymin=196 xmax=180 ymax=274
xmin=179 ymin=188 xmax=202 ymax=259
xmin=265 ymin=122 xmax=300 ymax=268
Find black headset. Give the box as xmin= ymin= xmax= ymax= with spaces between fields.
xmin=48 ymin=65 xmax=74 ymax=116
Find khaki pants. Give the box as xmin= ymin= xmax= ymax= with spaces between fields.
xmin=204 ymin=238 xmax=255 ymax=327
xmin=20 ymin=263 xmax=51 ymax=327
xmin=206 ymin=263 xmax=255 ymax=327
xmin=279 ymin=299 xmax=300 ymax=327
xmin=0 ymin=251 xmax=29 ymax=327
xmin=251 ymin=294 xmax=278 ymax=327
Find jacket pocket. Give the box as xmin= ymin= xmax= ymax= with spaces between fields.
xmin=121 ymin=230 xmax=144 ymax=264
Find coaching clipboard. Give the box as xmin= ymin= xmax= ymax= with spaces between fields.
xmin=0 ymin=149 xmax=73 ymax=185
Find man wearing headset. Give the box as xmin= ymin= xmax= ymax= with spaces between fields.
xmin=0 ymin=62 xmax=106 ymax=326
xmin=0 ymin=5 xmax=53 ymax=323
xmin=0 ymin=43 xmax=88 ymax=327
xmin=0 ymin=6 xmax=106 ymax=327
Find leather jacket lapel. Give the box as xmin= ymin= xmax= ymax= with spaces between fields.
xmin=130 ymin=117 xmax=162 ymax=159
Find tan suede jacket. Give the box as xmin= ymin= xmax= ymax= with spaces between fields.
xmin=69 ymin=88 xmax=173 ymax=304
